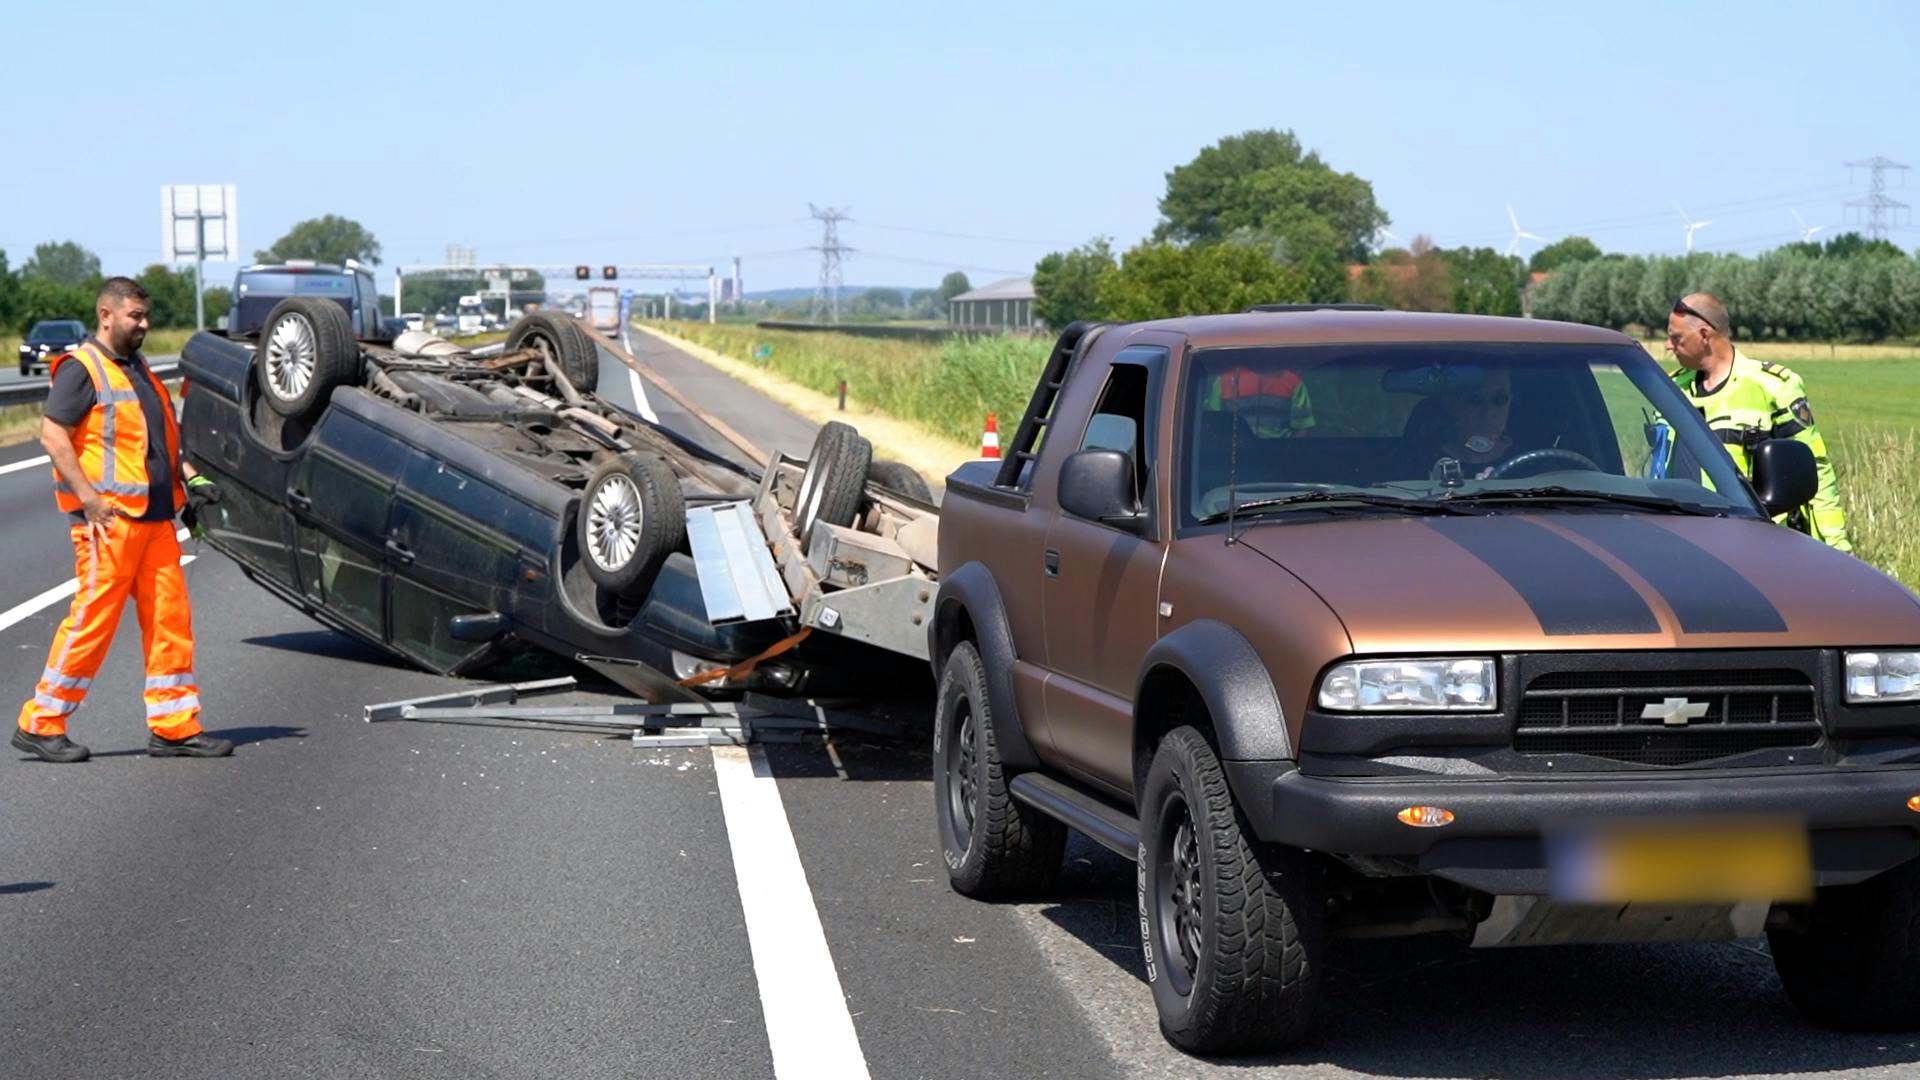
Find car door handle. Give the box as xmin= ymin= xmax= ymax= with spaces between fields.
xmin=385 ymin=538 xmax=415 ymax=566
xmin=287 ymin=488 xmax=313 ymax=512
xmin=1044 ymin=548 xmax=1060 ymax=578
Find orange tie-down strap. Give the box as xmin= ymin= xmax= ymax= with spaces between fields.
xmin=677 ymin=628 xmax=812 ymax=688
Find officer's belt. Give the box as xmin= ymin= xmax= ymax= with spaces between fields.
xmin=1714 ymin=420 xmax=1805 ymax=447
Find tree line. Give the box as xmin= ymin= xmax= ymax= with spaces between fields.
xmin=0 ymin=242 xmax=231 ymax=334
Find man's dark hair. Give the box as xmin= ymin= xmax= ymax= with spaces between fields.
xmin=96 ymin=276 xmax=150 ymax=309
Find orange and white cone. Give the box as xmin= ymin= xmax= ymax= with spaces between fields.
xmin=980 ymin=413 xmax=1001 ymax=459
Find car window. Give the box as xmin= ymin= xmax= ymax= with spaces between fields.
xmin=1179 ymin=342 xmax=1763 ymax=526
xmin=1074 ymin=346 xmax=1164 ymax=505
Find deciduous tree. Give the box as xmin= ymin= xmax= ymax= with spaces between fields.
xmin=255 ymin=215 xmax=382 ymax=266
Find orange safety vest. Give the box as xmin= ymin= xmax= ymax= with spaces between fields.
xmin=48 ymin=342 xmax=185 ymax=517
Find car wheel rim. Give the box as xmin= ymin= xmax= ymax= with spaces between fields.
xmin=264 ymin=313 xmax=317 ymax=401
xmin=946 ymin=700 xmax=978 ymax=848
xmin=1157 ymin=795 xmax=1204 ymax=992
xmin=587 ymin=474 xmax=644 ymax=571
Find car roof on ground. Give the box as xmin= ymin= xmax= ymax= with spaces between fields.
xmin=1133 ymin=310 xmax=1633 ymax=350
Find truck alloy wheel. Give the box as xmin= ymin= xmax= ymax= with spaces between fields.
xmin=577 ymin=451 xmax=685 ymax=598
xmin=795 ymin=421 xmax=872 ymax=554
xmin=1139 ymin=726 xmax=1324 ymax=1054
xmin=257 ymin=297 xmax=359 ymax=421
xmin=934 ymin=641 xmax=1064 ymax=899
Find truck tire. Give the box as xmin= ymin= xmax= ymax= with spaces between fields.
xmin=935 ymin=640 xmax=1065 ymax=899
xmin=257 ymin=297 xmax=360 ymax=421
xmin=578 ymin=451 xmax=686 ymax=598
xmin=867 ymin=460 xmax=933 ymax=503
xmin=794 ymin=421 xmax=872 ymax=553
xmin=506 ymin=312 xmax=599 ymax=395
xmin=1771 ymin=856 xmax=1920 ymax=1031
xmin=1139 ymin=726 xmax=1324 ymax=1055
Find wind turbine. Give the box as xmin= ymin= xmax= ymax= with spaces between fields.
xmin=1372 ymin=226 xmax=1402 ymax=251
xmin=1505 ymin=205 xmax=1544 ymax=257
xmin=1676 ymin=203 xmax=1712 ymax=252
xmin=1791 ymin=209 xmax=1825 ymax=244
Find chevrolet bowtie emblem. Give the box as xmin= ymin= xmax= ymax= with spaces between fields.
xmin=1642 ymin=697 xmax=1711 ymax=726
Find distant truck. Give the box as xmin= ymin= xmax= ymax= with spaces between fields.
xmin=455 ymin=295 xmax=487 ymax=336
xmin=588 ymin=286 xmax=621 ymax=338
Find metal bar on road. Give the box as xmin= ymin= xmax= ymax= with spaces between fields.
xmin=362 ymin=676 xmax=577 ymax=722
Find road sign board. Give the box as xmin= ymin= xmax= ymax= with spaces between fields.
xmin=161 ymin=184 xmax=238 ymax=262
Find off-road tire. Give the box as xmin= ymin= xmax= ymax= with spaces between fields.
xmin=1139 ymin=726 xmax=1324 ymax=1055
xmin=1771 ymin=856 xmax=1920 ymax=1031
xmin=506 ymin=312 xmax=599 ymax=394
xmin=795 ymin=421 xmax=872 ymax=553
xmin=257 ymin=297 xmax=359 ymax=421
xmin=867 ymin=460 xmax=933 ymax=503
xmin=577 ymin=451 xmax=686 ymax=598
xmin=934 ymin=641 xmax=1065 ymax=899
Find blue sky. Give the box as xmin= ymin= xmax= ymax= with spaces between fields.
xmin=3 ymin=0 xmax=1915 ymax=296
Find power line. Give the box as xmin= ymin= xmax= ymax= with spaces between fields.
xmin=857 ymin=222 xmax=1077 ymax=248
xmin=808 ymin=204 xmax=852 ymax=324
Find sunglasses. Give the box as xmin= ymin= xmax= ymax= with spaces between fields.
xmin=1672 ymin=299 xmax=1726 ymax=334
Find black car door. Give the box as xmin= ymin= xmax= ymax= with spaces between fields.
xmin=384 ymin=451 xmax=526 ymax=674
xmin=287 ymin=403 xmax=401 ymax=647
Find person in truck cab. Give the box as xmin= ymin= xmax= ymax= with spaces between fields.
xmin=1433 ymin=365 xmax=1514 ymax=479
xmin=1667 ymin=292 xmax=1850 ymax=551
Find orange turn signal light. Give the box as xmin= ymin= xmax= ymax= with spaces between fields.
xmin=1906 ymin=795 xmax=1920 ymax=813
xmin=1396 ymin=806 xmax=1455 ymax=828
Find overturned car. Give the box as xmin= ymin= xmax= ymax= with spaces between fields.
xmin=177 ymin=299 xmax=916 ymax=692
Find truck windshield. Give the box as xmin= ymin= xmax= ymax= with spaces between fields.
xmin=1179 ymin=342 xmax=1765 ymax=526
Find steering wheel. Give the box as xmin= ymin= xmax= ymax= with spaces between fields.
xmin=1487 ymin=447 xmax=1602 ymax=479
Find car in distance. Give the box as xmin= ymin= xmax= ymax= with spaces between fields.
xmin=227 ymin=259 xmax=389 ymax=342
xmin=931 ymin=308 xmax=1920 ymax=1054
xmin=19 ymin=319 xmax=87 ymax=375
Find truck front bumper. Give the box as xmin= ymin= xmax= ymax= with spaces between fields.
xmin=1231 ymin=762 xmax=1920 ymax=895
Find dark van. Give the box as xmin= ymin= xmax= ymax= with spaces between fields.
xmin=228 ymin=260 xmax=388 ymax=341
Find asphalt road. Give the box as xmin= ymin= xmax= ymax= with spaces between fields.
xmin=1 ymin=333 xmax=1917 ymax=1079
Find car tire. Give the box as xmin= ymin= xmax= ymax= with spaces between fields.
xmin=257 ymin=297 xmax=359 ymax=421
xmin=1139 ymin=726 xmax=1324 ymax=1055
xmin=1770 ymin=856 xmax=1920 ymax=1031
xmin=794 ymin=421 xmax=872 ymax=553
xmin=578 ymin=451 xmax=685 ymax=598
xmin=934 ymin=640 xmax=1065 ymax=899
xmin=867 ymin=460 xmax=933 ymax=503
xmin=506 ymin=312 xmax=599 ymax=395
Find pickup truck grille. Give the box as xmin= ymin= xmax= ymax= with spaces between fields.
xmin=1514 ymin=668 xmax=1822 ymax=766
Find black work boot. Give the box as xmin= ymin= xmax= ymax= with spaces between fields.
xmin=11 ymin=728 xmax=91 ymax=764
xmin=148 ymin=732 xmax=233 ymax=758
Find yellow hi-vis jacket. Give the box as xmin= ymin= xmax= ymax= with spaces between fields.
xmin=1671 ymin=349 xmax=1850 ymax=552
xmin=47 ymin=342 xmax=185 ymax=519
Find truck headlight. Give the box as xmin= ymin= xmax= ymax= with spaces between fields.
xmin=1845 ymin=651 xmax=1920 ymax=703
xmin=1318 ymin=658 xmax=1496 ymax=712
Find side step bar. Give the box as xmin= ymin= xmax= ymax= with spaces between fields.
xmin=1008 ymin=772 xmax=1141 ymax=859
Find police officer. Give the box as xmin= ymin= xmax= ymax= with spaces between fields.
xmin=11 ymin=277 xmax=230 ymax=763
xmin=1666 ymin=291 xmax=1850 ymax=551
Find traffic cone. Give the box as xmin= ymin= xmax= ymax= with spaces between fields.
xmin=980 ymin=413 xmax=1001 ymax=459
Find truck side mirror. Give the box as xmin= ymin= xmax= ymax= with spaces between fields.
xmin=1059 ymin=449 xmax=1145 ymax=532
xmin=1750 ymin=439 xmax=1818 ymax=516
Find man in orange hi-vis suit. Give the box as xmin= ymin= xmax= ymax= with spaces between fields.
xmin=11 ymin=277 xmax=230 ymax=763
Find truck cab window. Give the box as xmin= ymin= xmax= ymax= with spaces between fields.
xmin=1080 ymin=360 xmax=1153 ymax=502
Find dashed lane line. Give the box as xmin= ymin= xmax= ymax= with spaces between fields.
xmin=0 ymin=527 xmax=195 ymax=634
xmin=712 ymin=743 xmax=871 ymax=1080
xmin=0 ymin=454 xmax=51 ymax=476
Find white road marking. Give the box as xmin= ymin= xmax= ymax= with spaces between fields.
xmin=0 ymin=454 xmax=51 ymax=476
xmin=0 ymin=526 xmax=195 ymax=633
xmin=627 ymin=367 xmax=661 ymax=424
xmin=711 ymin=744 xmax=870 ymax=1080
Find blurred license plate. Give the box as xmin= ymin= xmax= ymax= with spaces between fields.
xmin=1548 ymin=818 xmax=1812 ymax=903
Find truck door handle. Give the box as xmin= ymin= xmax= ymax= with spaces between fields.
xmin=1044 ymin=548 xmax=1060 ymax=578
xmin=385 ymin=538 xmax=415 ymax=565
xmin=287 ymin=488 xmax=313 ymax=511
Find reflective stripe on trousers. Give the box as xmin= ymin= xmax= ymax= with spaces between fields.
xmin=16 ymin=518 xmax=201 ymax=739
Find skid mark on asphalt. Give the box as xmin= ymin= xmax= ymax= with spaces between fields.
xmin=0 ymin=526 xmax=194 ymax=633
xmin=712 ymin=743 xmax=871 ymax=1079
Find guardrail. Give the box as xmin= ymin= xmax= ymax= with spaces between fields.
xmin=0 ymin=359 xmax=180 ymax=409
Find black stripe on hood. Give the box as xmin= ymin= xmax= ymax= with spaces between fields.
xmin=1426 ymin=517 xmax=1660 ymax=636
xmin=1562 ymin=516 xmax=1787 ymax=634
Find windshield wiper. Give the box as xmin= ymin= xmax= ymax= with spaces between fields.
xmin=1196 ymin=490 xmax=1465 ymax=526
xmin=1438 ymin=486 xmax=1725 ymax=516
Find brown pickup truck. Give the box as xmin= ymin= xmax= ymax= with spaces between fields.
xmin=929 ymin=307 xmax=1920 ymax=1054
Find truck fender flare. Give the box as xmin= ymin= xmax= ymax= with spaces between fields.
xmin=1136 ymin=620 xmax=1291 ymax=763
xmin=930 ymin=562 xmax=1040 ymax=771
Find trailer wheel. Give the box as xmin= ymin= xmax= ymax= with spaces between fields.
xmin=257 ymin=297 xmax=360 ymax=421
xmin=578 ymin=451 xmax=685 ymax=598
xmin=506 ymin=312 xmax=599 ymax=394
xmin=794 ymin=421 xmax=872 ymax=553
xmin=867 ymin=460 xmax=933 ymax=503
